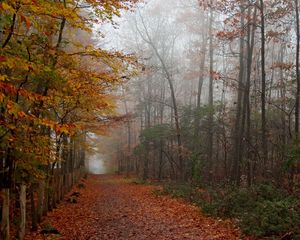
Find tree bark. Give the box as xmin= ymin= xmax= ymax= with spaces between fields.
xmin=245 ymin=6 xmax=257 ymax=186
xmin=37 ymin=180 xmax=45 ymax=223
xmin=207 ymin=9 xmax=214 ymax=183
xmin=260 ymin=0 xmax=268 ymax=172
xmin=1 ymin=188 xmax=10 ymax=240
xmin=295 ymin=0 xmax=300 ymax=138
xmin=18 ymin=184 xmax=26 ymax=240
xmin=232 ymin=4 xmax=246 ymax=184
xmin=30 ymin=186 xmax=37 ymax=231
xmin=194 ymin=28 xmax=208 ymax=140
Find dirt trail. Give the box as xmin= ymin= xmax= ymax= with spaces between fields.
xmin=26 ymin=175 xmax=242 ymax=240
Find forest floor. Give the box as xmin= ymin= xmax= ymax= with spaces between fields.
xmin=25 ymin=175 xmax=245 ymax=240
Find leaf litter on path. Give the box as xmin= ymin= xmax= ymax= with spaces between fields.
xmin=26 ymin=175 xmax=246 ymax=240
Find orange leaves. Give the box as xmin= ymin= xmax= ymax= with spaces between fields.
xmin=29 ymin=117 xmax=79 ymax=136
xmin=4 ymin=100 xmax=32 ymax=124
xmin=24 ymin=0 xmax=91 ymax=32
xmin=86 ymin=0 xmax=138 ymax=23
xmin=0 ymin=56 xmax=7 ymax=62
xmin=17 ymin=111 xmax=26 ymax=118
xmin=55 ymin=123 xmax=78 ymax=136
xmin=25 ymin=175 xmax=243 ymax=240
xmin=0 ymin=2 xmax=16 ymax=14
xmin=6 ymin=100 xmax=16 ymax=115
xmin=0 ymin=82 xmax=17 ymax=95
xmin=0 ymin=82 xmax=44 ymax=101
xmin=0 ymin=0 xmax=139 ymax=191
xmin=0 ymin=55 xmax=35 ymax=72
xmin=216 ymin=30 xmax=239 ymax=41
xmin=271 ymin=62 xmax=294 ymax=71
xmin=0 ymin=92 xmax=5 ymax=102
xmin=210 ymin=70 xmax=221 ymax=80
xmin=20 ymin=15 xmax=31 ymax=29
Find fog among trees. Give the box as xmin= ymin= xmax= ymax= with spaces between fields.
xmin=103 ymin=0 xmax=299 ymax=187
xmin=1 ymin=0 xmax=300 ymax=239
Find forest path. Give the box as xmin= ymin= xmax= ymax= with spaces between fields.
xmin=26 ymin=175 xmax=242 ymax=240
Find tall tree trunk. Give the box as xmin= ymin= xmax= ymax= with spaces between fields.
xmin=207 ymin=9 xmax=214 ymax=182
xmin=37 ymin=180 xmax=45 ymax=223
xmin=143 ymin=145 xmax=149 ymax=181
xmin=123 ymin=90 xmax=131 ymax=176
xmin=194 ymin=31 xmax=208 ymax=140
xmin=18 ymin=184 xmax=26 ymax=240
xmin=0 ymin=188 xmax=10 ymax=240
xmin=278 ymin=45 xmax=287 ymax=185
xmin=1 ymin=149 xmax=12 ymax=240
xmin=30 ymin=186 xmax=37 ymax=231
xmin=43 ymin=167 xmax=50 ymax=216
xmin=295 ymin=0 xmax=300 ymax=138
xmin=245 ymin=6 xmax=257 ymax=186
xmin=260 ymin=0 xmax=268 ymax=172
xmin=232 ymin=4 xmax=246 ymax=184
xmin=0 ymin=0 xmax=4 ymax=44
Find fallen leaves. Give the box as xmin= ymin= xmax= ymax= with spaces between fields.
xmin=26 ymin=175 xmax=246 ymax=240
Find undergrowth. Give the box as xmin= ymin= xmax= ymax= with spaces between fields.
xmin=155 ymin=182 xmax=300 ymax=239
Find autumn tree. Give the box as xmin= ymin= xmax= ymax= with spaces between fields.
xmin=0 ymin=0 xmax=138 ymax=239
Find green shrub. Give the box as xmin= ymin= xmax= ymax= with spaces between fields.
xmin=130 ymin=178 xmax=147 ymax=185
xmin=241 ymin=199 xmax=299 ymax=236
xmin=158 ymin=183 xmax=194 ymax=201
xmin=202 ymin=185 xmax=300 ymax=238
xmin=159 ymin=183 xmax=300 ymax=238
